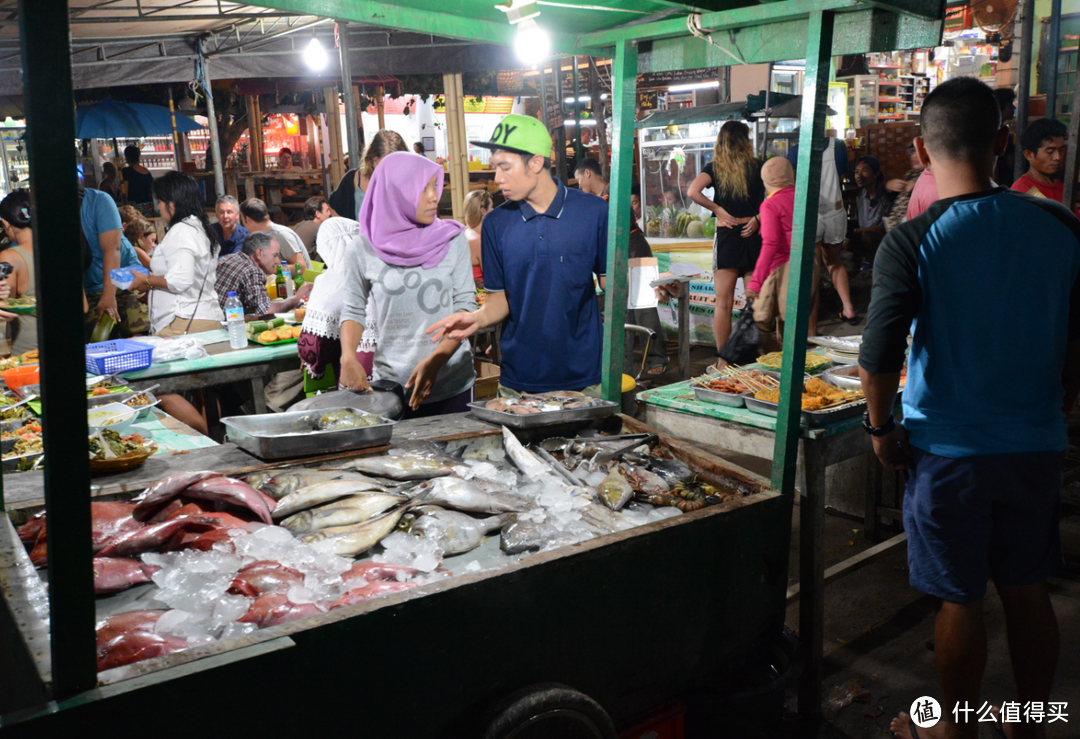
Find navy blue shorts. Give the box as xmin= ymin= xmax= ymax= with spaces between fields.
xmin=903 ymin=447 xmax=1064 ymax=604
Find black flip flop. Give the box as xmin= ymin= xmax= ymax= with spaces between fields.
xmin=905 ymin=717 xmax=921 ymax=739
xmin=839 ymin=311 xmax=861 ymax=326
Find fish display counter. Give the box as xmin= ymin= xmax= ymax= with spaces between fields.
xmin=0 ymin=412 xmax=792 ymax=738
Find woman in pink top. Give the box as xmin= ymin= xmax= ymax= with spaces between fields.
xmin=746 ymin=157 xmax=819 ymax=348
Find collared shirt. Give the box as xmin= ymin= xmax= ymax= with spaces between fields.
xmin=215 ymin=252 xmax=271 ymax=317
xmin=213 ymin=222 xmax=249 ymax=257
xmin=482 ymin=179 xmax=608 ymax=392
xmin=856 ymin=187 xmax=895 ymax=229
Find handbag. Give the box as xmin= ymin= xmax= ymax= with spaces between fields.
xmin=719 ymin=303 xmax=761 ymax=366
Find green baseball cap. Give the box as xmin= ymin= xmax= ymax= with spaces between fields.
xmin=471 ymin=114 xmax=552 ymax=158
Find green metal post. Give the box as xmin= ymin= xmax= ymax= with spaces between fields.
xmin=572 ymin=56 xmax=585 ymax=162
xmin=772 ymin=11 xmax=832 ymax=493
xmin=774 ymin=11 xmax=834 ymax=724
xmin=602 ymin=40 xmax=638 ymax=402
xmin=19 ymin=0 xmax=98 ymax=698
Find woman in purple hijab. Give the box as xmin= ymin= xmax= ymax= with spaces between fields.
xmin=337 ymin=152 xmax=478 ymax=417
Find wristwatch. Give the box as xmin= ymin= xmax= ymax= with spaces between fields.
xmin=861 ymin=411 xmax=896 ymax=437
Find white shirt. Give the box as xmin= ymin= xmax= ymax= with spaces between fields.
xmin=269 ymin=221 xmax=313 ymax=270
xmin=149 ymin=217 xmax=225 ymax=334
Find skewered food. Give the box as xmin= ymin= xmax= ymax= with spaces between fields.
xmin=706 ymin=378 xmax=748 ymax=394
xmin=753 ymin=379 xmax=863 ymax=410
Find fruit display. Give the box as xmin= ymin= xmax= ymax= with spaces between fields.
xmin=645 ymin=206 xmax=703 ymax=238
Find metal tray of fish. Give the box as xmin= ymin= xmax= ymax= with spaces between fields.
xmin=222 ymin=408 xmax=396 ymax=460
xmin=2 ymin=450 xmax=42 ymax=472
xmin=692 ymin=385 xmax=750 ymax=408
xmin=743 ymin=394 xmax=865 ymax=427
xmin=466 ymin=400 xmax=617 ymax=429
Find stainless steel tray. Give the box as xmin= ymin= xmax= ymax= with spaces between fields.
xmin=2 ymin=450 xmax=42 ymax=472
xmin=88 ymin=390 xmax=158 ymax=419
xmin=807 ymin=335 xmax=862 ymax=352
xmin=467 ymin=400 xmax=617 ymax=429
xmin=222 ymin=408 xmax=395 ymax=460
xmin=743 ymin=395 xmax=865 ymax=427
xmin=822 ymin=365 xmax=862 ymax=390
xmin=693 ymin=385 xmax=749 ymax=407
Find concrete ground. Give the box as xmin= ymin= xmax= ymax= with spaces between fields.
xmin=625 ymin=275 xmax=1079 ymax=738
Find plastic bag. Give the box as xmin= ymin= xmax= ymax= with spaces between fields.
xmin=109 ymin=265 xmax=149 ymax=291
xmin=133 ymin=335 xmax=209 ymax=364
xmin=719 ymin=305 xmax=761 ymax=366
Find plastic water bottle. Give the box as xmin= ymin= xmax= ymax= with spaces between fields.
xmin=224 ymin=291 xmax=246 ymax=350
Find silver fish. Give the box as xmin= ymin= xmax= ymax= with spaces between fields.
xmin=579 ymin=501 xmax=631 ymax=534
xmin=501 ymin=427 xmax=549 ymax=480
xmin=280 ymin=492 xmax=408 ymax=535
xmin=500 ymin=518 xmax=561 ymax=555
xmin=413 ymin=509 xmax=511 ymax=555
xmin=344 ymin=455 xmax=454 ymax=481
xmin=300 ymin=507 xmax=409 ymax=557
xmin=260 ymin=470 xmax=379 ymax=500
xmin=597 ymin=468 xmax=634 ymax=511
xmin=415 ymin=476 xmax=531 ymax=514
xmin=272 ymin=480 xmax=388 ymax=519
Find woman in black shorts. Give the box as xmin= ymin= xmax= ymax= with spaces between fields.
xmin=688 ymin=121 xmax=764 ymax=369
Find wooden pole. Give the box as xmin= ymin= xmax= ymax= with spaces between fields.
xmin=1015 ymin=0 xmax=1035 ymax=182
xmin=245 ymin=94 xmax=265 ymax=171
xmin=19 ymin=0 xmax=97 ymax=698
xmin=600 ymin=39 xmax=638 ymax=402
xmin=353 ymin=85 xmax=365 ymax=157
xmin=774 ymin=9 xmax=834 ymax=723
xmin=323 ymin=86 xmax=345 ymax=188
xmin=168 ymin=92 xmax=180 ymax=167
xmin=375 ymin=85 xmax=386 ymax=130
xmin=443 ymin=72 xmax=468 ymax=221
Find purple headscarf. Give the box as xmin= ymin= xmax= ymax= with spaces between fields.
xmin=357 ymin=151 xmax=464 ymax=269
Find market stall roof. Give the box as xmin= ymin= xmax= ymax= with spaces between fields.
xmin=635 ymin=92 xmax=835 ymax=128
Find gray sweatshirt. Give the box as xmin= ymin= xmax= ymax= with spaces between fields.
xmin=339 ymin=232 xmax=477 ymax=403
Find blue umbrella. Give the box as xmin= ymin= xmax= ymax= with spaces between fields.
xmin=75 ymin=99 xmax=206 ymax=139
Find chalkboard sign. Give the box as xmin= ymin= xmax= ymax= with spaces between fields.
xmin=637 ymin=68 xmax=715 ymax=89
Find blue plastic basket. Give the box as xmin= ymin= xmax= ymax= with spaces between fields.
xmin=85 ymin=339 xmax=155 ymax=375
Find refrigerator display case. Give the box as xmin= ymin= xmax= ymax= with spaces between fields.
xmin=0 ymin=126 xmax=28 ymax=195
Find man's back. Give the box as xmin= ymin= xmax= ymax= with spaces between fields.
xmin=863 ymin=188 xmax=1080 ymax=457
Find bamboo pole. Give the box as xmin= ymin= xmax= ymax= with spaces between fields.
xmin=375 ymin=84 xmax=386 ymax=130
xmin=323 ymin=86 xmax=345 ymax=188
xmin=443 ymin=72 xmax=468 ymax=221
xmin=245 ymin=94 xmax=265 ymax=171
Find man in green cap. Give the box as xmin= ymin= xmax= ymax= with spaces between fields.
xmin=428 ymin=113 xmax=609 ymax=395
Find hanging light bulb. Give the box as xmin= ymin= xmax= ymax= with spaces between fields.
xmin=304 ymin=36 xmax=328 ymax=71
xmin=515 ymin=18 xmax=549 ymax=66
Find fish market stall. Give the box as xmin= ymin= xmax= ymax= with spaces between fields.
xmin=1 ymin=413 xmax=792 ymax=736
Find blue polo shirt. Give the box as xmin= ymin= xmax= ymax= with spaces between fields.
xmin=213 ymin=222 xmax=249 ymax=257
xmin=82 ymin=188 xmax=141 ymax=293
xmin=482 ymin=180 xmax=608 ymax=392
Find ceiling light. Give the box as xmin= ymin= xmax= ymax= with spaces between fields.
xmin=515 ymin=18 xmax=549 ymax=65
xmin=304 ymin=37 xmax=328 ymax=71
xmin=563 ymin=120 xmax=597 ymax=126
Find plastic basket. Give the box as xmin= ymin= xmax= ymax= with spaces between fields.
xmin=85 ymin=339 xmax=154 ymax=375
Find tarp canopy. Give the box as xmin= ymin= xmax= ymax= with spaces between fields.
xmin=634 ymin=92 xmax=833 ymax=129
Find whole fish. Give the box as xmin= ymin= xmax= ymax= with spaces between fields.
xmin=96 ymin=610 xmax=168 ymax=646
xmin=579 ymin=501 xmax=631 ymax=534
xmin=93 ymin=557 xmax=160 ymax=595
xmin=132 ymin=471 xmax=222 ymax=521
xmin=387 ymin=440 xmax=462 ymax=464
xmin=280 ymin=492 xmax=408 ymax=535
xmin=330 ymin=581 xmax=417 ymax=609
xmin=272 ymin=480 xmax=390 ymax=519
xmin=166 ymin=527 xmax=237 ymax=553
xmin=16 ymin=509 xmax=46 ymax=543
xmin=500 ymin=518 xmax=562 ymax=555
xmin=28 ymin=502 xmax=147 ymax=567
xmin=258 ymin=470 xmax=380 ymax=500
xmin=597 ymin=468 xmax=634 ymax=511
xmin=96 ymin=516 xmax=216 ymax=558
xmin=621 ymin=464 xmax=670 ymax=494
xmin=238 ymin=593 xmax=324 ymax=628
xmin=501 ymin=426 xmax=549 ymax=480
xmin=342 ymin=561 xmax=420 ymax=584
xmin=243 ymin=471 xmax=276 ymax=492
xmin=97 ymin=631 xmax=188 ymax=672
xmin=228 ymin=560 xmax=305 ymax=597
xmin=414 ymin=476 xmax=531 ymax=514
xmin=343 ymin=455 xmax=454 ymax=481
xmin=647 ymin=457 xmax=696 ymax=485
xmin=413 ymin=510 xmax=511 ymax=555
xmin=184 ymin=476 xmax=275 ymax=524
xmin=300 ymin=507 xmax=410 ymax=557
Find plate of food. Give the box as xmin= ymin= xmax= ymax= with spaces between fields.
xmin=89 ymin=429 xmax=157 ymax=474
xmin=0 ymin=296 xmax=36 ymax=315
xmin=87 ymin=402 xmax=139 ymax=433
xmin=744 ymin=376 xmax=866 ymax=426
xmin=252 ymin=325 xmax=302 ymax=345
xmin=756 ymin=351 xmax=832 ymax=372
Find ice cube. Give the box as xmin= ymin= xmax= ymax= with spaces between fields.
xmin=585 ymin=470 xmax=608 ymax=487
xmin=286 ymin=586 xmax=317 ymax=605
xmin=211 ymin=595 xmax=252 ymax=627
xmin=154 ymin=609 xmax=191 ymax=635
xmin=648 ymin=506 xmax=683 ymax=521
xmin=464 ymin=560 xmax=482 ymax=573
xmin=413 ymin=551 xmax=441 ymax=572
xmin=220 ymin=622 xmax=258 ymax=641
xmin=487 ymin=448 xmax=506 ymax=462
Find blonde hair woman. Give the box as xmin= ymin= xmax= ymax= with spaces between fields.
xmin=328 ymin=129 xmax=408 ymax=221
xmin=462 ymin=189 xmax=493 ymax=287
xmin=123 ymin=218 xmax=156 ymax=269
xmin=687 ymin=120 xmax=765 ymax=369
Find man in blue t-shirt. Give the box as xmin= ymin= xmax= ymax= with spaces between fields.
xmin=859 ymin=78 xmax=1080 ymax=739
xmin=82 ymin=184 xmax=146 ymax=339
xmin=427 ymin=114 xmax=608 ymax=395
